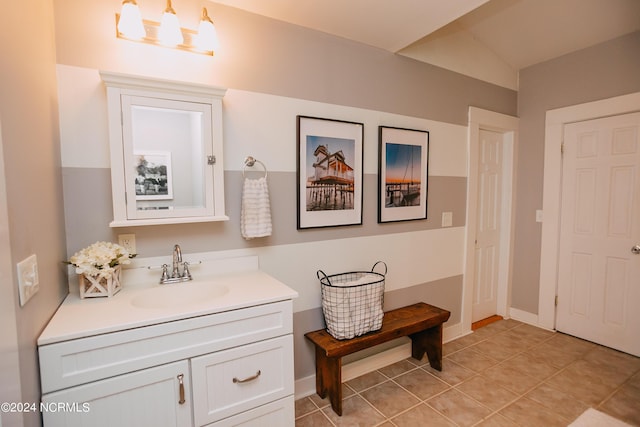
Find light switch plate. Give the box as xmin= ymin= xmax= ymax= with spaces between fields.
xmin=442 ymin=212 xmax=453 ymax=227
xmin=17 ymin=254 xmax=39 ymax=306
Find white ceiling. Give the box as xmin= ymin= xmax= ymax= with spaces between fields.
xmin=212 ymin=0 xmax=640 ymax=89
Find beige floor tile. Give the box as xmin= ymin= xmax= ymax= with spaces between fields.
xmin=481 ymin=364 xmax=541 ymax=394
xmin=504 ymin=324 xmax=553 ymax=348
xmin=475 ymin=413 xmax=518 ymax=427
xmin=472 ymin=339 xmax=520 ymax=362
xmin=525 ymin=383 xmax=590 ymax=421
xmin=391 ymin=403 xmax=456 ymax=427
xmin=378 ymin=359 xmax=417 ymax=379
xmin=583 ymin=346 xmax=640 ymax=378
xmin=529 ymin=341 xmax=583 ymax=369
xmin=360 ymin=380 xmax=420 ymax=418
xmin=296 ymin=322 xmax=640 ymax=426
xmin=394 ymin=368 xmax=450 ymax=400
xmin=295 ymin=410 xmax=334 ymax=427
xmin=499 ymin=397 xmax=569 ymax=427
xmin=295 ymin=397 xmax=319 ymax=419
xmin=346 ymin=370 xmax=387 ymax=392
xmin=499 ymin=352 xmax=559 ymax=379
xmin=447 ymin=348 xmax=499 ymax=373
xmin=423 ymin=359 xmax=476 ymax=386
xmin=427 ymin=389 xmax=492 ymax=427
xmin=456 ymin=375 xmax=519 ymax=410
xmin=544 ymin=363 xmax=617 ymax=406
xmin=479 ymin=333 xmax=528 ymax=355
xmin=322 ymin=395 xmax=385 ymax=426
xmin=598 ymin=383 xmax=640 ymax=426
xmin=307 ymin=383 xmax=354 ymax=409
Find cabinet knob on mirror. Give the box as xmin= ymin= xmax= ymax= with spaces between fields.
xmin=177 ymin=374 xmax=186 ymax=404
xmin=632 ymin=245 xmax=640 ymax=255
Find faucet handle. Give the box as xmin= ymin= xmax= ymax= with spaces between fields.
xmin=160 ymin=264 xmax=170 ymax=283
xmin=182 ymin=262 xmax=192 ymax=280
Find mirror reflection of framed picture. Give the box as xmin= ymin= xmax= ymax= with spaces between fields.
xmin=134 ymin=150 xmax=173 ymax=200
xmin=297 ymin=116 xmax=364 ymax=229
xmin=378 ymin=126 xmax=429 ymax=223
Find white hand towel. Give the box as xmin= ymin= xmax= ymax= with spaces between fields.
xmin=241 ymin=176 xmax=272 ymax=239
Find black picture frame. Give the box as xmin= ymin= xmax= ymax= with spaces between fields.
xmin=297 ymin=116 xmax=364 ymax=229
xmin=378 ymin=126 xmax=429 ymax=223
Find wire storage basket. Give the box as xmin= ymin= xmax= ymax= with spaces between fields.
xmin=317 ymin=261 xmax=387 ymax=340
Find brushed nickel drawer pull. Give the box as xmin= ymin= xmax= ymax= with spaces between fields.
xmin=233 ymin=370 xmax=261 ymax=384
xmin=177 ymin=374 xmax=186 ymax=404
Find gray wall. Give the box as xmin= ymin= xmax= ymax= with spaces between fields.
xmin=0 ymin=0 xmax=68 ymax=426
xmin=512 ymin=31 xmax=640 ymax=313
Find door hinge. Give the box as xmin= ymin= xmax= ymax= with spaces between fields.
xmin=207 ymin=155 xmax=216 ymax=165
xmin=560 ymin=143 xmax=564 ymax=154
xmin=555 ymin=295 xmax=558 ymax=306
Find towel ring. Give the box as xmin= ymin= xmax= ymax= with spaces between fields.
xmin=243 ymin=156 xmax=268 ymax=178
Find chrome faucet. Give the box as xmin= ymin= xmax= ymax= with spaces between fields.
xmin=172 ymin=244 xmax=182 ymax=278
xmin=159 ymin=244 xmax=193 ymax=284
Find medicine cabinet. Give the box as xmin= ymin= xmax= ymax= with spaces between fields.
xmin=101 ymin=71 xmax=228 ymax=226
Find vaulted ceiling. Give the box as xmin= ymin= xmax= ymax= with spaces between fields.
xmin=211 ymin=0 xmax=640 ymax=89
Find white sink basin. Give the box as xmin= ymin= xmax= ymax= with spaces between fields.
xmin=130 ymin=282 xmax=229 ymax=309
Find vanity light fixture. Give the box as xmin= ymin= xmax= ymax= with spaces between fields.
xmin=158 ymin=0 xmax=183 ymax=46
xmin=115 ymin=1 xmax=219 ymax=56
xmin=117 ymin=0 xmax=145 ymax=40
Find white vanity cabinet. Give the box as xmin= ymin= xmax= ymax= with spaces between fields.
xmin=39 ymin=300 xmax=295 ymax=427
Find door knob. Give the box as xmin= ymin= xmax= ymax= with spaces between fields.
xmin=632 ymin=245 xmax=640 ymax=255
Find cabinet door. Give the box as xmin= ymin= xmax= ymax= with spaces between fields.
xmin=42 ymin=361 xmax=192 ymax=427
xmin=191 ymin=336 xmax=294 ymax=426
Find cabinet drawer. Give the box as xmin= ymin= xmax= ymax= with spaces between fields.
xmin=191 ymin=335 xmax=294 ymax=425
xmin=40 ymin=301 xmax=292 ymax=393
xmin=205 ymin=396 xmax=294 ymax=427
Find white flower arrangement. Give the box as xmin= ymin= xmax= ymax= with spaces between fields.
xmin=68 ymin=241 xmax=136 ymax=279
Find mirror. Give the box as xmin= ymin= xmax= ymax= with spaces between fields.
xmin=101 ymin=72 xmax=227 ymax=226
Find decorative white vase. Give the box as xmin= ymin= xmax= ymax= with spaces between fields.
xmin=78 ymin=265 xmax=122 ymax=299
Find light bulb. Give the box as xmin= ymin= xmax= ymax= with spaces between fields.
xmin=117 ymin=0 xmax=145 ymax=40
xmin=195 ymin=8 xmax=219 ymax=52
xmin=158 ymin=0 xmax=183 ymax=46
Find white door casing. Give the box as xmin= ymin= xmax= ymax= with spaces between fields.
xmin=472 ymin=130 xmax=504 ymax=322
xmin=463 ymin=107 xmax=518 ymax=333
xmin=556 ymin=113 xmax=640 ymax=356
xmin=539 ymin=92 xmax=640 ymax=331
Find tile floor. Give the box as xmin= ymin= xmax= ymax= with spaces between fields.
xmin=295 ymin=319 xmax=640 ymax=426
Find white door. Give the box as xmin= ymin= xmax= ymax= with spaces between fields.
xmin=472 ymin=129 xmax=504 ymax=322
xmin=557 ymin=112 xmax=640 ymax=356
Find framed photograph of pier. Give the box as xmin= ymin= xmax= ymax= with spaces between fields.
xmin=297 ymin=116 xmax=364 ymax=229
xmin=378 ymin=126 xmax=429 ymax=223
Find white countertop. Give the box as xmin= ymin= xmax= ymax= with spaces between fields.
xmin=38 ymin=258 xmax=298 ymax=346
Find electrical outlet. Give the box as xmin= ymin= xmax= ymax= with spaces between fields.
xmin=17 ymin=254 xmax=39 ymax=307
xmin=118 ymin=234 xmax=136 ymax=254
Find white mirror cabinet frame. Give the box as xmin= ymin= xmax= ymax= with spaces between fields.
xmin=100 ymin=71 xmax=228 ymax=227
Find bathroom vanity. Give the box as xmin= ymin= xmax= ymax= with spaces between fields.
xmin=38 ymin=257 xmax=298 ymax=426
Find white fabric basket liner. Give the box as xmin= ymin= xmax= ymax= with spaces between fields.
xmin=318 ymin=261 xmax=386 ymax=340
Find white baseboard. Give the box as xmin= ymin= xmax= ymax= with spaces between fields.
xmin=508 ymin=307 xmax=555 ymax=331
xmin=294 ymin=323 xmax=465 ymax=399
xmin=508 ymin=307 xmax=538 ymax=325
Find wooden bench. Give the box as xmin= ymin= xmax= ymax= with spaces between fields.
xmin=305 ymin=302 xmax=450 ymax=416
